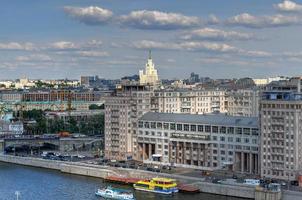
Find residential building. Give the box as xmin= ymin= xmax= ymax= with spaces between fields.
xmin=260 ymin=78 xmax=302 ymax=180
xmin=151 ymin=88 xmax=227 ymax=114
xmin=138 ymin=112 xmax=260 ymax=173
xmin=226 ymin=89 xmax=260 ymax=117
xmin=104 ymin=84 xmax=152 ymax=160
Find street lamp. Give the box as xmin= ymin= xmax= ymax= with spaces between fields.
xmin=15 ymin=191 xmax=20 ymax=200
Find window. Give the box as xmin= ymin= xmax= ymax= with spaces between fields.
xmin=151 ymin=122 xmax=156 ymax=129
xmin=144 ymin=122 xmax=150 ymax=128
xmin=220 ymin=126 xmax=226 ymax=133
xmin=177 ymin=124 xmax=183 ymax=131
xmin=197 ymin=125 xmax=204 ymax=132
xmin=190 ymin=125 xmax=196 ymax=132
xmin=252 ymin=128 xmax=258 ymax=136
xmin=157 ymin=122 xmax=162 ymax=129
xmin=243 ymin=128 xmax=250 ymax=135
xmin=220 ymin=136 xmax=225 ymax=141
xmin=184 ymin=124 xmax=190 ymax=131
xmin=213 ymin=136 xmax=217 ymax=140
xmin=228 ymin=137 xmax=233 ymax=142
xmin=212 ymin=126 xmax=218 ymax=133
xmin=163 ymin=123 xmax=169 ymax=130
xmin=236 ymin=138 xmax=241 ymax=143
xmin=227 ymin=127 xmax=234 ymax=134
xmin=205 ymin=125 xmax=211 ymax=132
xmin=170 ymin=123 xmax=175 ymax=130
xmin=236 ymin=127 xmax=242 ymax=135
xmin=138 ymin=121 xmax=143 ymax=128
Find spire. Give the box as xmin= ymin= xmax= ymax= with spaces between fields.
xmin=148 ymin=49 xmax=152 ymax=59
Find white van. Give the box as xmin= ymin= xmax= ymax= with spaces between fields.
xmin=243 ymin=179 xmax=260 ymax=186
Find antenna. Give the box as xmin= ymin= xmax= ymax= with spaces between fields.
xmin=149 ymin=49 xmax=152 ymax=59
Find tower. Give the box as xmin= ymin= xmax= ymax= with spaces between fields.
xmin=139 ymin=51 xmax=159 ymax=85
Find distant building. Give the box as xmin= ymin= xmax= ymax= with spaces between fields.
xmin=226 ymin=89 xmax=260 ymax=117
xmin=139 ymin=51 xmax=159 ymax=86
xmin=189 ymin=72 xmax=199 ymax=84
xmin=138 ymin=112 xmax=259 ymax=173
xmin=151 ymin=88 xmax=227 ymax=114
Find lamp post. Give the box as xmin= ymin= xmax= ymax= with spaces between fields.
xmin=15 ymin=191 xmax=20 ymax=200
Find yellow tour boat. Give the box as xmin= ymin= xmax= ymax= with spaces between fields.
xmin=133 ymin=177 xmax=179 ymax=195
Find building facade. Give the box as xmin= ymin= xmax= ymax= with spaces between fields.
xmin=226 ymin=89 xmax=259 ymax=117
xmin=151 ymin=89 xmax=227 ymax=114
xmin=104 ymin=85 xmax=152 ymax=160
xmin=138 ymin=112 xmax=259 ymax=173
xmin=260 ymin=90 xmax=302 ymax=180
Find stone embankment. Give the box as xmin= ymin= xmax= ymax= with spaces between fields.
xmin=1 ymin=155 xmax=300 ymax=200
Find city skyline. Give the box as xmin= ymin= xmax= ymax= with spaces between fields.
xmin=2 ymin=0 xmax=302 ymax=79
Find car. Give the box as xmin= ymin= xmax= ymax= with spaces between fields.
xmin=291 ymin=181 xmax=299 ymax=186
xmin=212 ymin=179 xmax=221 ymax=184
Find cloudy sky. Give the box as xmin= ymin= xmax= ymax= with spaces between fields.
xmin=1 ymin=0 xmax=302 ymax=80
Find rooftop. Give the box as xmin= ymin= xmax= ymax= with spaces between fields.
xmin=140 ymin=112 xmax=258 ymax=128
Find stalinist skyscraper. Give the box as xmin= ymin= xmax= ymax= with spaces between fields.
xmin=139 ymin=51 xmax=159 ymax=85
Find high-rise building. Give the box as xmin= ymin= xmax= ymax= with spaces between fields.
xmin=260 ymin=78 xmax=302 ymax=180
xmin=139 ymin=51 xmax=159 ymax=86
xmin=104 ymin=84 xmax=152 ymax=160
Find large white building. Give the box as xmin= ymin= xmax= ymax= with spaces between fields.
xmin=138 ymin=112 xmax=260 ymax=173
xmin=139 ymin=51 xmax=159 ymax=86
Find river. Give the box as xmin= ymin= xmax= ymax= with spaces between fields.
xmin=0 ymin=162 xmax=248 ymax=200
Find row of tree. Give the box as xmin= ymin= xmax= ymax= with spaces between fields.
xmin=15 ymin=109 xmax=104 ymax=136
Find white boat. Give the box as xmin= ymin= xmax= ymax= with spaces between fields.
xmin=95 ymin=186 xmax=135 ymax=200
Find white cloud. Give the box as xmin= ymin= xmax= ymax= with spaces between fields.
xmin=50 ymin=41 xmax=77 ymax=50
xmin=208 ymin=14 xmax=220 ymax=25
xmin=133 ymin=40 xmax=238 ymax=53
xmin=275 ymin=0 xmax=302 ymax=12
xmin=119 ymin=10 xmax=201 ymax=30
xmin=64 ymin=6 xmax=113 ymax=25
xmin=226 ymin=13 xmax=301 ymax=28
xmin=181 ymin=28 xmax=254 ymax=41
xmin=15 ymin=54 xmax=52 ymax=62
xmin=0 ymin=42 xmax=35 ymax=50
xmin=49 ymin=40 xmax=103 ymax=51
xmin=76 ymin=51 xmax=109 ymax=57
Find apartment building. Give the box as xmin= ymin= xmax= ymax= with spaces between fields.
xmin=226 ymin=89 xmax=259 ymax=117
xmin=104 ymin=84 xmax=152 ymax=161
xmin=260 ymin=81 xmax=302 ymax=180
xmin=137 ymin=112 xmax=259 ymax=173
xmin=151 ymin=89 xmax=227 ymax=114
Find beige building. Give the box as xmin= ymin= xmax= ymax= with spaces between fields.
xmin=151 ymin=89 xmax=227 ymax=114
xmin=260 ymin=90 xmax=302 ymax=181
xmin=104 ymin=84 xmax=152 ymax=160
xmin=226 ymin=89 xmax=259 ymax=117
xmin=139 ymin=51 xmax=159 ymax=86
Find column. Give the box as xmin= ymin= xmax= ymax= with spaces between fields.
xmin=143 ymin=143 xmax=145 ymax=161
xmin=198 ymin=143 xmax=201 ymax=166
xmin=148 ymin=144 xmax=152 ymax=160
xmin=241 ymin=152 xmax=244 ymax=172
xmin=183 ymin=142 xmax=186 ymax=164
xmin=249 ymin=153 xmax=252 ymax=173
xmin=190 ymin=143 xmax=193 ymax=165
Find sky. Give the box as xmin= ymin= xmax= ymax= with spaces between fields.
xmin=1 ymin=0 xmax=302 ymax=80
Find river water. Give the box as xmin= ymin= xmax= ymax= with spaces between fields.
xmin=0 ymin=162 xmax=247 ymax=200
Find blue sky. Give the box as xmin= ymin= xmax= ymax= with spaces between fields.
xmin=1 ymin=0 xmax=302 ymax=80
